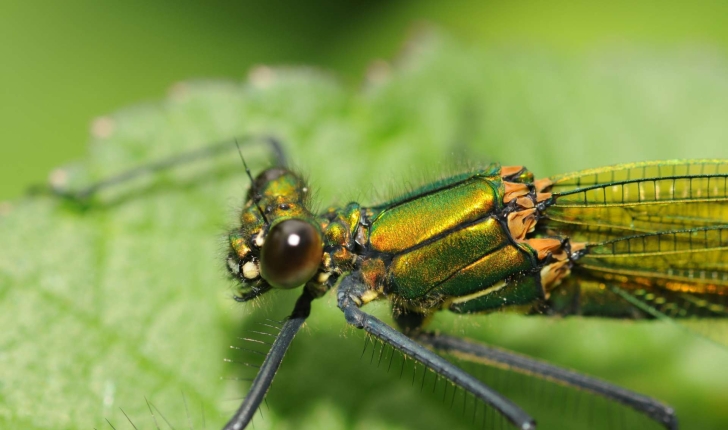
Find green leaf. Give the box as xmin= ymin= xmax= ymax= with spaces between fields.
xmin=1 ymin=31 xmax=727 ymax=429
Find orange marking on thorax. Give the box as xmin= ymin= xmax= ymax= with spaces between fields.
xmin=507 ymin=208 xmax=537 ymax=241
xmin=533 ymin=178 xmax=553 ymax=193
xmin=501 ymin=165 xmax=526 ymax=178
xmin=524 ymin=238 xmax=566 ymax=260
xmin=503 ymin=181 xmax=530 ymax=203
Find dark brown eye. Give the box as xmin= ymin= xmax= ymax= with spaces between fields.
xmin=260 ymin=219 xmax=323 ymax=289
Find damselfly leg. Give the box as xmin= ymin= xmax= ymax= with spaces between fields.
xmin=337 ymin=273 xmax=537 ymax=430
xmin=415 ymin=331 xmax=677 ymax=430
xmin=223 ymin=290 xmax=314 ymax=430
xmin=39 ymin=135 xmax=286 ymax=202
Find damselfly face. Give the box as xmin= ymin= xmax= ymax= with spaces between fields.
xmin=226 ymin=167 xmax=324 ymax=300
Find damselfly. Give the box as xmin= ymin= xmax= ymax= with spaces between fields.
xmin=50 ymin=138 xmax=727 ymax=430
xmin=215 ymin=139 xmax=727 ymax=429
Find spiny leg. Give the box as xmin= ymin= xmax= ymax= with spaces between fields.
xmin=40 ymin=135 xmax=286 ymax=202
xmin=337 ymin=274 xmax=536 ymax=430
xmin=416 ymin=331 xmax=677 ymax=430
xmin=222 ymin=289 xmax=314 ymax=430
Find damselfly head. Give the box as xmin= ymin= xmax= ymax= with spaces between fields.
xmin=226 ymin=167 xmax=323 ymax=300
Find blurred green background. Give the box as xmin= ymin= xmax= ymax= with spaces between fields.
xmin=3 ymin=2 xmax=728 ymax=430
xmin=4 ymin=0 xmax=728 ymax=200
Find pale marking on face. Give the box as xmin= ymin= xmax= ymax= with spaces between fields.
xmin=254 ymin=233 xmax=265 ymax=247
xmin=242 ymin=261 xmax=260 ymax=279
xmin=316 ymin=271 xmax=331 ymax=283
xmin=227 ymin=257 xmax=240 ymax=275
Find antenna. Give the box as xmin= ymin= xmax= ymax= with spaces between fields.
xmin=235 ymin=139 xmax=269 ymax=225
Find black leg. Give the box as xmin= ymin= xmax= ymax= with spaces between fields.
xmin=41 ymin=135 xmax=286 ymax=202
xmin=416 ymin=332 xmax=677 ymax=430
xmin=222 ymin=289 xmax=313 ymax=430
xmin=337 ymin=274 xmax=536 ymax=430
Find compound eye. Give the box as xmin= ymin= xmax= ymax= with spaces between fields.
xmin=260 ymin=219 xmax=323 ymax=289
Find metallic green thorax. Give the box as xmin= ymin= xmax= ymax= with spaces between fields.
xmin=357 ymin=165 xmax=549 ymax=314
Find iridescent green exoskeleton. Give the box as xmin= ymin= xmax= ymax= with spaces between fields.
xmin=223 ymin=149 xmax=728 ymax=430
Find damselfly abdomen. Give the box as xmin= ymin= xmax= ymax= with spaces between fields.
xmin=223 ymin=144 xmax=727 ymax=430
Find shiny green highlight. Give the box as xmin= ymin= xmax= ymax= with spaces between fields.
xmin=369 ymin=176 xmax=501 ymax=253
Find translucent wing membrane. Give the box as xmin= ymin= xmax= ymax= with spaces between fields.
xmin=546 ymin=160 xmax=728 ymax=232
xmin=579 ymin=227 xmax=728 ymax=293
xmin=541 ymin=160 xmax=728 ymax=344
xmin=418 ymin=332 xmax=677 ymax=430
